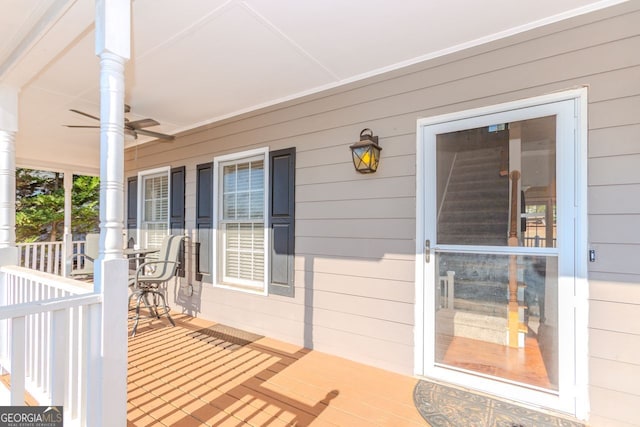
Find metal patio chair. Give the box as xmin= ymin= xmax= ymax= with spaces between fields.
xmin=128 ymin=234 xmax=183 ymax=336
xmin=70 ymin=233 xmax=99 ymax=279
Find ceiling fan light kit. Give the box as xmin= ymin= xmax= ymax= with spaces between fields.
xmin=65 ymin=104 xmax=175 ymax=141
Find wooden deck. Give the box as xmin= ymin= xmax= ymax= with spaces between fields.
xmin=127 ymin=313 xmax=428 ymax=426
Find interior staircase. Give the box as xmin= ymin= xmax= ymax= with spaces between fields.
xmin=438 ymin=145 xmax=509 ymax=246
xmin=436 ymin=139 xmax=528 ymax=347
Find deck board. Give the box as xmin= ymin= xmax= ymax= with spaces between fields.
xmin=127 ymin=313 xmax=427 ymax=426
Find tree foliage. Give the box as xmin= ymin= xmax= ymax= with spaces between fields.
xmin=71 ymin=175 xmax=100 ymax=235
xmin=15 ymin=168 xmax=99 ymax=243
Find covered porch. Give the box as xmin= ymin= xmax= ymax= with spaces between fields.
xmin=4 ymin=1 xmax=640 ymax=426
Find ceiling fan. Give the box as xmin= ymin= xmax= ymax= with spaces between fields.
xmin=65 ymin=104 xmax=175 ymax=141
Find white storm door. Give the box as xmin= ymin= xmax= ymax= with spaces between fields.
xmin=418 ymin=94 xmax=585 ymax=416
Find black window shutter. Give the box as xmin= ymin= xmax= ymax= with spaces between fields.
xmin=269 ymin=148 xmax=295 ymax=297
xmin=196 ymin=162 xmax=213 ymax=282
xmin=170 ymin=166 xmax=186 ymax=277
xmin=126 ymin=177 xmax=137 ymax=246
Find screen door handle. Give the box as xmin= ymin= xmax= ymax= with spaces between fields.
xmin=425 ymin=240 xmax=431 ymax=263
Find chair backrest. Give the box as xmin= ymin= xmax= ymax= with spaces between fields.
xmin=84 ymin=233 xmax=100 ymax=262
xmin=147 ymin=235 xmax=184 ymax=281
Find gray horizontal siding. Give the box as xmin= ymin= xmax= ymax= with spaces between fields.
xmin=590 ymin=299 xmax=640 ymax=335
xmin=126 ymin=3 xmax=640 ymax=419
xmin=294 ymin=256 xmax=415 ymax=283
xmin=589 ymin=328 xmax=640 ymax=367
xmin=296 ymin=177 xmax=416 ymax=203
xmin=590 ymin=357 xmax=640 ymax=398
xmin=296 ymin=197 xmax=415 ymax=220
xmin=590 ymin=215 xmax=640 ymax=244
xmin=589 ymin=185 xmax=640 ymax=214
xmin=588 ymin=244 xmax=640 ymax=275
xmin=589 ymin=124 xmax=640 ymax=158
xmin=589 ymin=387 xmax=640 ymax=426
xmin=296 ymin=219 xmax=415 ymax=240
xmin=590 ymin=153 xmax=640 ymax=186
xmin=590 ymin=274 xmax=640 ymax=304
xmin=295 ymin=236 xmax=415 ymax=260
xmin=293 ymin=271 xmax=415 ymax=304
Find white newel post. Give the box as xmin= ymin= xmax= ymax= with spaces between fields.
xmin=0 ymin=85 xmax=18 ymax=364
xmin=88 ymin=1 xmax=131 ymax=426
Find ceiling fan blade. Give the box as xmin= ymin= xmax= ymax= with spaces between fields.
xmin=68 ymin=105 xmax=173 ymax=141
xmin=69 ymin=109 xmax=100 ymax=121
xmin=127 ymin=118 xmax=160 ymax=129
xmin=136 ymin=128 xmax=175 ymax=141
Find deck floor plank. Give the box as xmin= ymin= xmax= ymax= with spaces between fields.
xmin=128 ymin=314 xmax=427 ymax=426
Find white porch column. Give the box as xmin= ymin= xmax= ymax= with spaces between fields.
xmin=0 ymin=85 xmax=18 ymax=365
xmin=62 ymin=171 xmax=73 ymax=276
xmin=88 ymin=1 xmax=130 ymax=426
xmin=0 ymin=85 xmax=18 ymax=253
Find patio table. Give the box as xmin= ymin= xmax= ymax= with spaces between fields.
xmin=124 ymin=247 xmax=159 ymax=270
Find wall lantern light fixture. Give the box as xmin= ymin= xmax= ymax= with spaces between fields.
xmin=349 ymin=128 xmax=382 ymax=173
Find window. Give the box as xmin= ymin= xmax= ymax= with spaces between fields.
xmin=215 ymin=150 xmax=267 ymax=292
xmin=138 ymin=167 xmax=170 ymax=248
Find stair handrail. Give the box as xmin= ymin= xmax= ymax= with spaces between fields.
xmin=437 ymin=152 xmax=458 ymax=223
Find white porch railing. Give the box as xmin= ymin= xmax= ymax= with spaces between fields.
xmin=17 ymin=240 xmax=86 ymax=276
xmin=0 ymin=265 xmax=101 ymax=426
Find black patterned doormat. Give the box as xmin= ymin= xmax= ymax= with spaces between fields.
xmin=187 ymin=324 xmax=264 ymax=350
xmin=413 ymin=380 xmax=584 ymax=427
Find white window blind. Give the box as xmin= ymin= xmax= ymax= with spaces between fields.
xmin=220 ymin=158 xmax=265 ymax=287
xmin=141 ymin=172 xmax=169 ymax=248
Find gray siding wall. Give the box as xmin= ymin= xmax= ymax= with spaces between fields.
xmin=125 ymin=3 xmax=640 ymax=424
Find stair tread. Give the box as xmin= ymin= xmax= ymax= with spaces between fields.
xmin=448 ymin=177 xmax=507 ymax=187
xmin=444 ymin=190 xmax=507 ymax=198
xmin=438 ymin=219 xmax=508 ymax=226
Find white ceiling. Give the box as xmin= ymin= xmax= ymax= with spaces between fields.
xmin=0 ymin=0 xmax=627 ymax=174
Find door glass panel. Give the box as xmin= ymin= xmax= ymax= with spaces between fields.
xmin=434 ymin=115 xmax=559 ymax=391
xmin=436 ymin=116 xmax=556 ymax=248
xmin=435 ymin=252 xmax=559 ymax=390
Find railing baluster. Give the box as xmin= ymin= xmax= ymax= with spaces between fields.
xmin=50 ymin=308 xmax=68 ymax=406
xmin=0 ymin=274 xmax=8 ymax=367
xmin=39 ymin=246 xmax=45 ymax=273
xmin=25 ymin=280 xmax=32 ymax=378
xmin=44 ymin=288 xmax=52 ymax=396
xmin=45 ymin=244 xmax=50 ymax=274
xmin=68 ymin=305 xmax=79 ymax=420
xmin=24 ymin=246 xmax=30 ymax=270
xmin=79 ymin=305 xmax=89 ymax=427
xmin=31 ymin=279 xmax=38 ymax=386
xmin=38 ymin=285 xmax=45 ymax=390
xmin=51 ymin=243 xmax=56 ymax=274
xmin=55 ymin=244 xmax=61 ymax=275
xmin=30 ymin=246 xmax=36 ymax=270
xmin=10 ymin=316 xmax=26 ymax=405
